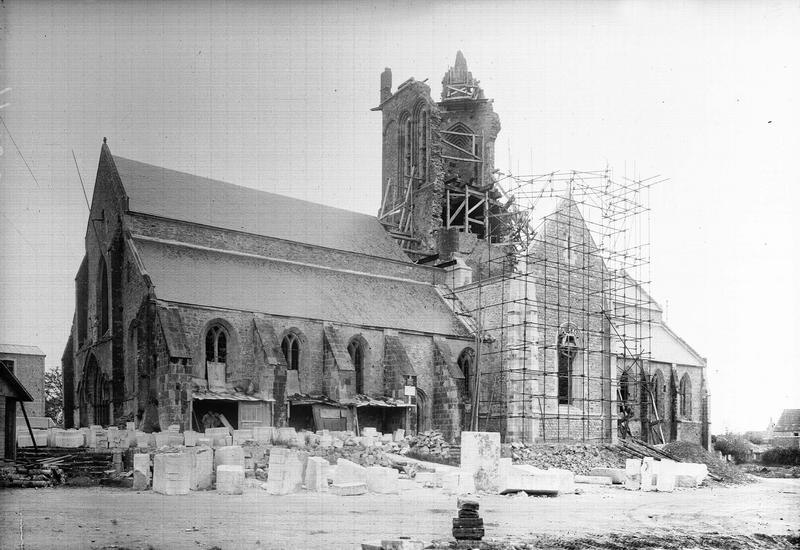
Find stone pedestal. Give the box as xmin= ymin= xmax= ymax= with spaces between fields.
xmin=460 ymin=431 xmax=501 ymax=493
xmin=189 ymin=446 xmax=214 ymax=490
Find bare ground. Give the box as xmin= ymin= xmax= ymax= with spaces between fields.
xmin=1 ymin=477 xmax=798 ymax=550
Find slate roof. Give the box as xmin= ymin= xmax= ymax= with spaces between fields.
xmin=0 ymin=344 xmax=45 ymax=356
xmin=113 ymin=156 xmax=409 ymax=262
xmin=131 ymin=236 xmax=472 ymax=338
xmin=611 ymin=322 xmax=704 ymax=367
xmin=775 ymin=409 xmax=800 ymax=432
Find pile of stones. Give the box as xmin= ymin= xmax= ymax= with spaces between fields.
xmin=506 ymin=442 xmax=625 ymax=475
xmin=406 ymin=431 xmax=453 ymax=462
xmin=452 ymin=498 xmax=484 ymax=542
xmin=0 ymin=462 xmax=65 ymax=488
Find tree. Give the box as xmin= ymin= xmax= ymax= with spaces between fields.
xmin=44 ymin=365 xmax=64 ymax=426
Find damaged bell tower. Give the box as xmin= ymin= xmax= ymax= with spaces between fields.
xmin=373 ymin=51 xmax=508 ymax=272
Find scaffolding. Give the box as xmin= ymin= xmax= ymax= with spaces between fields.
xmin=446 ymin=169 xmax=667 ymax=443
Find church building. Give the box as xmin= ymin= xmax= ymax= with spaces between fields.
xmin=63 ymin=52 xmax=709 ymax=447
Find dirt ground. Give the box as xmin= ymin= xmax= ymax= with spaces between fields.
xmin=1 ymin=477 xmax=798 ymax=550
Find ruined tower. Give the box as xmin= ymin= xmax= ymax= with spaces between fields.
xmin=373 ymin=52 xmax=506 ymax=270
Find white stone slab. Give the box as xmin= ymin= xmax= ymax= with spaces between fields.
xmin=305 ymin=456 xmax=329 ymax=492
xmin=625 ymin=458 xmax=641 ymax=490
xmin=153 ymin=453 xmax=190 ymax=495
xmin=332 ymin=458 xmax=367 ymax=485
xmin=264 ymin=448 xmax=305 ymax=495
xmin=216 ymin=465 xmax=244 ymax=494
xmin=640 ymin=457 xmax=656 ymax=492
xmin=656 ymin=460 xmax=676 ymax=492
xmin=588 ymin=467 xmax=626 ymax=484
xmin=330 ymin=482 xmax=367 ymax=496
xmin=214 ymin=445 xmax=245 ymax=470
xmin=575 ymin=475 xmax=613 ymax=485
xmin=460 ymin=431 xmax=501 ymax=493
xmin=366 ymin=466 xmax=399 ymax=494
xmin=133 ymin=453 xmax=151 ymax=490
xmin=189 ymin=446 xmax=214 ymax=490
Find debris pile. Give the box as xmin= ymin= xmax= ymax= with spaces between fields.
xmin=661 ymin=440 xmax=752 ymax=484
xmin=507 ymin=442 xmax=625 ymax=474
xmin=0 ymin=462 xmax=65 ymax=488
xmin=405 ymin=431 xmax=455 ymax=463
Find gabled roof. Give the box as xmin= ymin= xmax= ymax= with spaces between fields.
xmin=775 ymin=409 xmax=800 ymax=432
xmin=131 ymin=236 xmax=472 ymax=338
xmin=0 ymin=362 xmax=34 ymax=401
xmin=112 ymin=155 xmax=409 ymax=262
xmin=0 ymin=344 xmax=45 ymax=356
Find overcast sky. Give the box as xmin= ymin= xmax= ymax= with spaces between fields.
xmin=1 ymin=0 xmax=797 ymax=433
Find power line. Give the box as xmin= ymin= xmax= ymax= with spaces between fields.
xmin=0 ymin=211 xmax=36 ymax=251
xmin=0 ymin=115 xmax=41 ymax=188
xmin=72 ymin=149 xmax=91 ymax=211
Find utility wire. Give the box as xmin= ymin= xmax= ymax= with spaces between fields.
xmin=0 ymin=211 xmax=36 ymax=251
xmin=72 ymin=149 xmax=91 ymax=211
xmin=0 ymin=115 xmax=41 ymax=188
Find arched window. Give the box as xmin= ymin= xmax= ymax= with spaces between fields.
xmin=205 ymin=325 xmax=227 ymax=363
xmin=557 ymin=322 xmax=579 ymax=405
xmin=679 ymin=374 xmax=692 ymax=419
xmin=458 ymin=347 xmax=475 ymax=398
xmin=281 ymin=332 xmax=301 ymax=371
xmin=205 ymin=324 xmax=228 ymax=388
xmin=348 ymin=337 xmax=366 ymax=395
xmin=97 ymin=256 xmax=110 ymax=335
xmin=83 ymin=354 xmax=109 ymax=426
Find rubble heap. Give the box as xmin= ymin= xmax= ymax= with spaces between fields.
xmin=406 ymin=431 xmax=455 ymax=463
xmin=506 ymin=442 xmax=625 ymax=475
xmin=0 ymin=463 xmax=65 ymax=488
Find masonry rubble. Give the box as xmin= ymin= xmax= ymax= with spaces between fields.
xmin=14 ymin=425 xmax=711 ymax=496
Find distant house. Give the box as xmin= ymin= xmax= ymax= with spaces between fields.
xmin=0 ymin=344 xmax=45 ymax=418
xmin=0 ymin=362 xmax=34 ymax=460
xmin=773 ymin=409 xmax=800 ymax=449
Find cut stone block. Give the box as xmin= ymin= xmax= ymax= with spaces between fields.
xmin=216 ymin=465 xmax=245 ymax=494
xmin=196 ymin=436 xmax=212 ymax=447
xmin=672 ymin=462 xmax=708 ymax=487
xmin=546 ymin=468 xmax=575 ymax=494
xmin=330 ymin=482 xmax=367 ymax=496
xmin=574 ymin=475 xmax=612 ymax=485
xmin=305 ymin=456 xmax=329 ymax=492
xmin=625 ymin=458 xmax=641 ymax=490
xmin=152 ymin=453 xmax=190 ymax=495
xmin=154 ymin=432 xmax=171 ymax=448
xmin=232 ymin=429 xmax=253 ymax=445
xmin=393 ymin=429 xmax=405 ymax=441
xmin=253 ymin=426 xmax=274 ymax=444
xmin=365 ymin=466 xmax=399 ymax=494
xmin=264 ymin=448 xmax=304 ymax=495
xmin=189 ymin=446 xmax=214 ymax=490
xmin=133 ymin=453 xmax=151 ymax=490
xmin=183 ymin=430 xmax=198 ymax=447
xmin=275 ymin=427 xmax=297 ymax=445
xmin=54 ymin=430 xmax=84 ymax=448
xmin=460 ymin=431 xmax=501 ymax=493
xmin=442 ymin=469 xmax=476 ymax=495
xmin=640 ymin=457 xmax=656 ymax=492
xmin=318 ymin=435 xmax=333 ymax=448
xmin=499 ymin=464 xmax=561 ymax=495
xmin=656 ymin=460 xmax=676 ymax=492
xmin=588 ymin=467 xmax=626 ymax=484
xmin=167 ymin=433 xmax=184 ymax=447
xmin=214 ymin=445 xmax=245 ymax=470
xmin=361 ymin=427 xmax=378 ymax=437
xmin=204 ymin=427 xmax=230 ymax=447
xmin=381 ymin=540 xmax=425 ymax=550
xmin=332 ymin=458 xmax=367 ymax=485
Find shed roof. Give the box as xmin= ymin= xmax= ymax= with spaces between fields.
xmin=0 ymin=344 xmax=45 ymax=356
xmin=0 ymin=362 xmax=34 ymax=401
xmin=113 ymin=155 xmax=409 ymax=262
xmin=775 ymin=409 xmax=800 ymax=432
xmin=132 ymin=236 xmax=472 ymax=338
